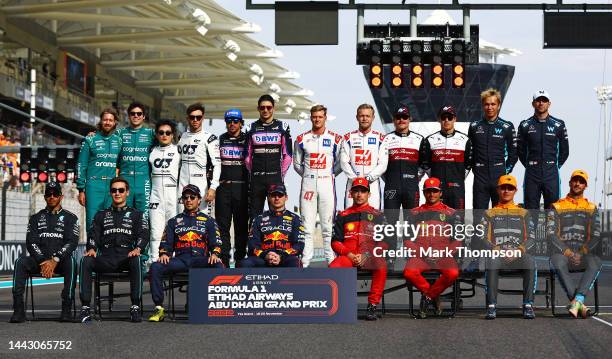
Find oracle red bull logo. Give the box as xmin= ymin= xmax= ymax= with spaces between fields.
xmin=309 ymin=153 xmax=327 ymax=169
xmin=354 ymin=149 xmax=372 ymax=166
xmin=179 ymin=231 xmax=202 ymax=242
xmin=264 ymin=231 xmax=289 ymax=241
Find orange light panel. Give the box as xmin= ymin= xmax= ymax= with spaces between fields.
xmin=371 ymin=65 xmax=382 ymax=75
xmin=371 ymin=77 xmax=382 ymax=87
xmin=412 ymin=65 xmax=423 ymax=75
xmin=453 ymin=77 xmax=464 ymax=87
xmin=432 ymin=77 xmax=443 ymax=87
xmin=392 ymin=77 xmax=403 ymax=87
xmin=453 ymin=65 xmax=464 ymax=75
xmin=433 ymin=65 xmax=443 ymax=75
xmin=392 ymin=65 xmax=402 ymax=75
xmin=412 ymin=77 xmax=423 ymax=87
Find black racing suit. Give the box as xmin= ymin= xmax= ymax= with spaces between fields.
xmin=422 ymin=130 xmax=472 ymax=210
xmin=382 ymin=130 xmax=426 ymax=226
xmin=244 ymin=119 xmax=293 ymax=220
xmin=13 ymin=208 xmax=79 ymax=304
xmin=79 ymin=206 xmax=149 ymax=307
xmin=215 ymin=132 xmax=249 ymax=264
xmin=468 ymin=117 xmax=518 ymax=209
xmin=480 ymin=203 xmax=536 ymax=305
xmin=517 ymin=115 xmax=569 ymax=209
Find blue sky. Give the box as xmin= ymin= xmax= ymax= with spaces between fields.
xmin=214 ymin=1 xmax=611 ymax=209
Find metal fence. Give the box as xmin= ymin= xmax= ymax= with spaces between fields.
xmin=0 ymin=181 xmax=85 ymax=243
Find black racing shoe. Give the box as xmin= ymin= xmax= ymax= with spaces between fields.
xmin=485 ymin=305 xmax=497 ymax=320
xmin=130 ymin=305 xmax=142 ymax=323
xmin=419 ymin=296 xmax=432 ymax=319
xmin=9 ymin=311 xmax=26 ymax=323
xmin=523 ymin=304 xmax=535 ymax=319
xmin=60 ymin=301 xmax=73 ymax=322
xmin=9 ymin=298 xmax=25 ymax=323
xmin=365 ymin=304 xmax=378 ymax=321
xmin=79 ymin=306 xmax=92 ymax=323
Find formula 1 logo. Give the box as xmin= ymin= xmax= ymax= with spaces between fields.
xmin=178 ymin=144 xmax=198 ymax=155
xmin=209 ymin=275 xmax=243 ymax=285
xmin=309 ymin=153 xmax=327 ymax=169
xmin=354 ymin=149 xmax=372 ymax=166
xmin=153 ymin=158 xmax=172 ymax=168
xmin=303 ymin=191 xmax=315 ymax=201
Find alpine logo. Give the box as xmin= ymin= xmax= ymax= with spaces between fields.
xmin=354 ymin=149 xmax=372 ymax=165
xmin=309 ymin=153 xmax=327 ymax=169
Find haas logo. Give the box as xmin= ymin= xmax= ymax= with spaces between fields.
xmin=309 ymin=153 xmax=327 ymax=169
xmin=354 ymin=149 xmax=372 ymax=166
xmin=178 ymin=144 xmax=198 ymax=155
xmin=153 ymin=158 xmax=172 ymax=168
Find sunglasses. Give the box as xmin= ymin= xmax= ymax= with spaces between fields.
xmin=394 ymin=115 xmax=409 ymax=121
xmin=110 ymin=187 xmax=126 ymax=194
xmin=44 ymin=192 xmax=61 ymax=198
xmin=441 ymin=116 xmax=455 ymax=122
xmin=129 ymin=111 xmax=143 ymax=117
xmin=258 ymin=105 xmax=273 ymax=111
xmin=225 ymin=118 xmax=242 ymax=124
xmin=182 ymin=194 xmax=198 ymax=201
xmin=157 ymin=130 xmax=173 ymax=136
xmin=188 ymin=115 xmax=203 ymax=121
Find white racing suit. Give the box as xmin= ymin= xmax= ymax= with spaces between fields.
xmin=177 ymin=129 xmax=221 ymax=213
xmin=340 ymin=129 xmax=388 ymax=209
xmin=293 ymin=129 xmax=342 ymax=266
xmin=148 ymin=144 xmax=180 ymax=263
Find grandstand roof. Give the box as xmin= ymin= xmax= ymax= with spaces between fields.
xmin=0 ymin=0 xmax=316 ymax=121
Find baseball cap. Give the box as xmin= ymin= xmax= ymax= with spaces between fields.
xmin=44 ymin=182 xmax=62 ymax=196
xmin=224 ymin=108 xmax=243 ymax=121
xmin=532 ymin=90 xmax=551 ymax=101
xmin=497 ymin=175 xmax=517 ymax=188
xmin=438 ymin=105 xmax=457 ymax=117
xmin=570 ymin=169 xmax=589 ymax=183
xmin=268 ymin=183 xmax=287 ymax=195
xmin=423 ymin=177 xmax=441 ymax=191
xmin=182 ymin=184 xmax=201 ymax=197
xmin=394 ymin=105 xmax=410 ymax=118
xmin=350 ymin=177 xmax=370 ymax=191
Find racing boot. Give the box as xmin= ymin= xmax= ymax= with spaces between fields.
xmin=130 ymin=305 xmax=142 ymax=323
xmin=485 ymin=304 xmax=496 ymax=320
xmin=365 ymin=303 xmax=378 ymax=321
xmin=580 ymin=304 xmax=591 ymax=319
xmin=60 ymin=301 xmax=73 ymax=322
xmin=418 ymin=295 xmax=432 ymax=319
xmin=523 ymin=304 xmax=535 ymax=319
xmin=434 ymin=296 xmax=443 ymax=316
xmin=149 ymin=306 xmax=166 ymax=322
xmin=9 ymin=297 xmax=26 ymax=323
xmin=567 ymin=301 xmax=581 ymax=318
xmin=79 ymin=306 xmax=92 ymax=323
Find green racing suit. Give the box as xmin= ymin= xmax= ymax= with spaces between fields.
xmin=76 ymin=131 xmax=122 ymax=233
xmin=117 ymin=127 xmax=155 ymax=214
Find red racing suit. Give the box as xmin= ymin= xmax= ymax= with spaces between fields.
xmin=403 ymin=202 xmax=461 ymax=299
xmin=330 ymin=203 xmax=388 ymax=304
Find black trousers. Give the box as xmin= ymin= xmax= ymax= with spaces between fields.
xmin=12 ymin=256 xmax=76 ymax=302
xmin=215 ymin=182 xmax=249 ymax=262
xmin=79 ymin=255 xmax=142 ymax=307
